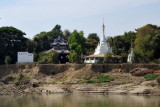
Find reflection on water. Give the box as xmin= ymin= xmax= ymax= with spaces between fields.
xmin=0 ymin=94 xmax=160 ymax=107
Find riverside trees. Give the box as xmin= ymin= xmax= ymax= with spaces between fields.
xmin=0 ymin=24 xmax=160 ymax=64
xmin=108 ymin=24 xmax=160 ymax=63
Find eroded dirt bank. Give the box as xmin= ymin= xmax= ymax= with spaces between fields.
xmin=0 ymin=64 xmax=160 ymax=95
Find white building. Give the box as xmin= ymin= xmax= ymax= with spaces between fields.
xmin=84 ymin=22 xmax=112 ymax=63
xmin=17 ymin=52 xmax=34 ymax=63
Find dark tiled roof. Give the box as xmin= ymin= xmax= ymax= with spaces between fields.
xmin=46 ymin=49 xmax=70 ymax=54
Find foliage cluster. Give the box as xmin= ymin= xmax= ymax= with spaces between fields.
xmin=5 ymin=56 xmax=12 ymax=64
xmin=0 ymin=27 xmax=27 ymax=64
xmin=108 ymin=24 xmax=160 ymax=63
xmin=82 ymin=74 xmax=114 ymax=84
xmin=144 ymin=74 xmax=159 ymax=81
xmin=38 ymin=51 xmax=59 ymax=64
xmin=68 ymin=30 xmax=86 ymax=63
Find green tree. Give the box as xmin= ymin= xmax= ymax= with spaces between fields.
xmin=88 ymin=33 xmax=100 ymax=42
xmin=33 ymin=32 xmax=50 ymax=53
xmin=5 ymin=56 xmax=12 ymax=64
xmin=68 ymin=30 xmax=86 ymax=63
xmin=26 ymin=39 xmax=36 ymax=53
xmin=85 ymin=39 xmax=98 ymax=55
xmin=63 ymin=29 xmax=71 ymax=40
xmin=134 ymin=24 xmax=160 ymax=62
xmin=107 ymin=31 xmax=136 ymax=62
xmin=0 ymin=26 xmax=27 ymax=64
xmin=33 ymin=24 xmax=65 ymax=54
xmin=47 ymin=24 xmax=64 ymax=42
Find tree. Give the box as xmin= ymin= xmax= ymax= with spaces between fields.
xmin=0 ymin=26 xmax=27 ymax=64
xmin=33 ymin=24 xmax=65 ymax=54
xmin=63 ymin=29 xmax=71 ymax=40
xmin=88 ymin=33 xmax=100 ymax=43
xmin=33 ymin=32 xmax=50 ymax=53
xmin=85 ymin=39 xmax=98 ymax=55
xmin=107 ymin=31 xmax=136 ymax=62
xmin=68 ymin=30 xmax=86 ymax=63
xmin=26 ymin=39 xmax=36 ymax=53
xmin=47 ymin=24 xmax=64 ymax=42
xmin=5 ymin=56 xmax=12 ymax=64
xmin=134 ymin=24 xmax=160 ymax=62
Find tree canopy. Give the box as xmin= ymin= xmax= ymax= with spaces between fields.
xmin=0 ymin=26 xmax=27 ymax=64
xmin=68 ymin=30 xmax=86 ymax=63
xmin=134 ymin=24 xmax=160 ymax=62
xmin=88 ymin=33 xmax=100 ymax=43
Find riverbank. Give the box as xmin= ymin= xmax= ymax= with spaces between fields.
xmin=0 ymin=64 xmax=160 ymax=95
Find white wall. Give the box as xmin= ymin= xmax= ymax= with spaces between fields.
xmin=84 ymin=58 xmax=97 ymax=63
xmin=17 ymin=52 xmax=34 ymax=63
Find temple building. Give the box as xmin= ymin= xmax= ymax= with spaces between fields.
xmin=46 ymin=36 xmax=70 ymax=63
xmin=84 ymin=22 xmax=112 ymax=63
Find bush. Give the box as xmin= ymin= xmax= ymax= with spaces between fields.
xmin=97 ymin=74 xmax=114 ymax=83
xmin=5 ymin=56 xmax=12 ymax=64
xmin=82 ymin=74 xmax=114 ymax=84
xmin=144 ymin=74 xmax=159 ymax=81
xmin=38 ymin=51 xmax=59 ymax=64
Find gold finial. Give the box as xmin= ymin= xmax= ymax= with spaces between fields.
xmin=102 ymin=18 xmax=105 ymax=29
xmin=102 ymin=18 xmax=105 ymax=38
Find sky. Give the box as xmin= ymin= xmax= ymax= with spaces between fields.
xmin=0 ymin=0 xmax=160 ymax=39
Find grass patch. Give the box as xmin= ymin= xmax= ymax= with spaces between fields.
xmin=97 ymin=74 xmax=114 ymax=83
xmin=144 ymin=74 xmax=159 ymax=81
xmin=81 ymin=74 xmax=114 ymax=84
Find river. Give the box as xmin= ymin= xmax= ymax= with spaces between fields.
xmin=0 ymin=94 xmax=160 ymax=107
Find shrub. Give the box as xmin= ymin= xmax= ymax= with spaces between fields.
xmin=144 ymin=74 xmax=159 ymax=81
xmin=38 ymin=51 xmax=59 ymax=64
xmin=97 ymin=74 xmax=114 ymax=83
xmin=82 ymin=74 xmax=114 ymax=84
xmin=5 ymin=56 xmax=12 ymax=64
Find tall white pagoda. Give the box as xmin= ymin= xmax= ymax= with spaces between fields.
xmin=84 ymin=21 xmax=112 ymax=63
xmin=94 ymin=22 xmax=112 ymax=55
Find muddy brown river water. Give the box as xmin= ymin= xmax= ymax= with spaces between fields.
xmin=0 ymin=94 xmax=160 ymax=107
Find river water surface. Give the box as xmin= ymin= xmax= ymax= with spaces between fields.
xmin=0 ymin=94 xmax=160 ymax=107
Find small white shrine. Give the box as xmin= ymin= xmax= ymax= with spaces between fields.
xmin=84 ymin=22 xmax=112 ymax=63
xmin=127 ymin=48 xmax=135 ymax=63
xmin=17 ymin=52 xmax=34 ymax=63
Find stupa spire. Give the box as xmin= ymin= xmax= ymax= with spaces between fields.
xmin=102 ymin=18 xmax=105 ymax=39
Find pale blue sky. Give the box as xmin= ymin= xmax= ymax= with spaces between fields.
xmin=0 ymin=0 xmax=160 ymax=39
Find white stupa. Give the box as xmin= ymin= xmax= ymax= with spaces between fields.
xmin=94 ymin=22 xmax=112 ymax=55
xmin=127 ymin=48 xmax=135 ymax=63
xmin=84 ymin=21 xmax=112 ymax=63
